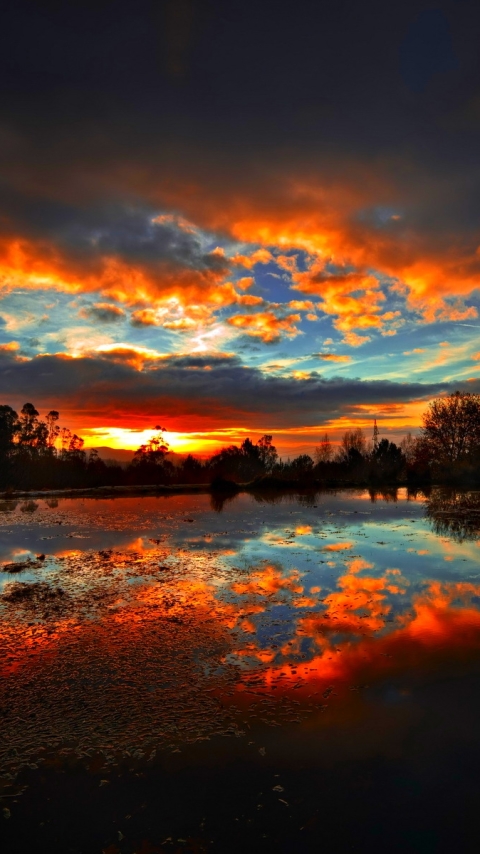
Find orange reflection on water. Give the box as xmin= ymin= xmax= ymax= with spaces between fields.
xmin=295 ymin=525 xmax=312 ymax=535
xmin=3 ymin=533 xmax=480 ymax=734
xmin=233 ymin=576 xmax=480 ymax=707
xmin=294 ymin=559 xmax=404 ymax=637
xmin=322 ymin=541 xmax=355 ymax=552
xmin=0 ymin=619 xmax=83 ymax=677
xmin=231 ymin=563 xmax=304 ymax=597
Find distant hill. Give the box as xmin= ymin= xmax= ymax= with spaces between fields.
xmin=88 ymin=446 xmax=135 ymax=464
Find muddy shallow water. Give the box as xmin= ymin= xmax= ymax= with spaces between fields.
xmin=2 ymin=488 xmax=480 ymax=853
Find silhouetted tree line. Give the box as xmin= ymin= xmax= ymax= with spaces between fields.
xmin=1 ymin=392 xmax=480 ymax=492
xmin=0 ymin=403 xmax=124 ymax=490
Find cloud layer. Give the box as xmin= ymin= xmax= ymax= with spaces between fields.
xmin=1 ymin=0 xmax=479 ymax=446
xmin=0 ymin=346 xmax=457 ymax=433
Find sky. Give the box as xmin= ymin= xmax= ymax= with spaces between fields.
xmin=0 ymin=0 xmax=480 ymax=457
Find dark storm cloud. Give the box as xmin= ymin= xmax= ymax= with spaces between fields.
xmin=1 ymin=1 xmax=477 ymax=146
xmin=0 ymin=347 xmax=456 ymax=428
xmin=163 ymin=0 xmax=195 ymax=78
xmin=0 ymin=0 xmax=478 ymax=196
xmin=399 ymin=9 xmax=459 ymax=94
xmin=0 ymin=193 xmax=227 ymax=276
xmin=166 ymin=354 xmax=242 ymax=369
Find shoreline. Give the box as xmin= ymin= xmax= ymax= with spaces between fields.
xmin=0 ymin=479 xmax=426 ymax=501
xmin=0 ymin=483 xmax=214 ymax=500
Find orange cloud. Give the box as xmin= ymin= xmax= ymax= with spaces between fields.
xmin=0 ymin=235 xmax=237 ymax=334
xmin=290 ymin=266 xmax=389 ymax=335
xmin=226 ymin=311 xmax=302 ymax=342
xmin=95 ymin=344 xmax=167 ymax=369
xmin=236 ymin=293 xmax=264 ymax=306
xmin=315 ymin=353 xmax=352 ymax=363
xmin=231 ymin=248 xmax=274 ymax=268
xmin=276 ymin=254 xmax=299 ymax=273
xmin=287 ymin=300 xmax=315 ymax=311
xmin=236 ymin=276 xmax=255 ymax=289
xmin=130 ymin=309 xmax=157 ymax=326
xmin=4 ymin=163 xmax=479 ymax=344
xmin=322 ymin=541 xmax=354 ymax=551
xmin=156 ymin=173 xmax=480 ymax=334
xmin=131 ymin=300 xmax=219 ymax=331
xmin=418 ymin=297 xmax=478 ymax=324
xmin=342 ymin=331 xmax=371 ymax=347
xmin=162 ymin=317 xmax=197 ymax=330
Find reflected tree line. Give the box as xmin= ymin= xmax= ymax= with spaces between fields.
xmin=2 ymin=392 xmax=480 ymax=492
xmin=424 ymin=489 xmax=480 ymax=542
xmin=3 ymin=486 xmax=480 ymax=545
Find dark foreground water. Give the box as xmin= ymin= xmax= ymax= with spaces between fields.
xmin=1 ymin=487 xmax=480 ymax=853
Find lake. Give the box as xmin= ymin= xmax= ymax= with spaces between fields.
xmin=1 ymin=488 xmax=480 ymax=853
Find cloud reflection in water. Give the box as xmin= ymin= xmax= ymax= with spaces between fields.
xmin=1 ymin=488 xmax=480 ymax=796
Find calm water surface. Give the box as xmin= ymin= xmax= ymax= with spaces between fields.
xmin=1 ymin=488 xmax=480 ymax=853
